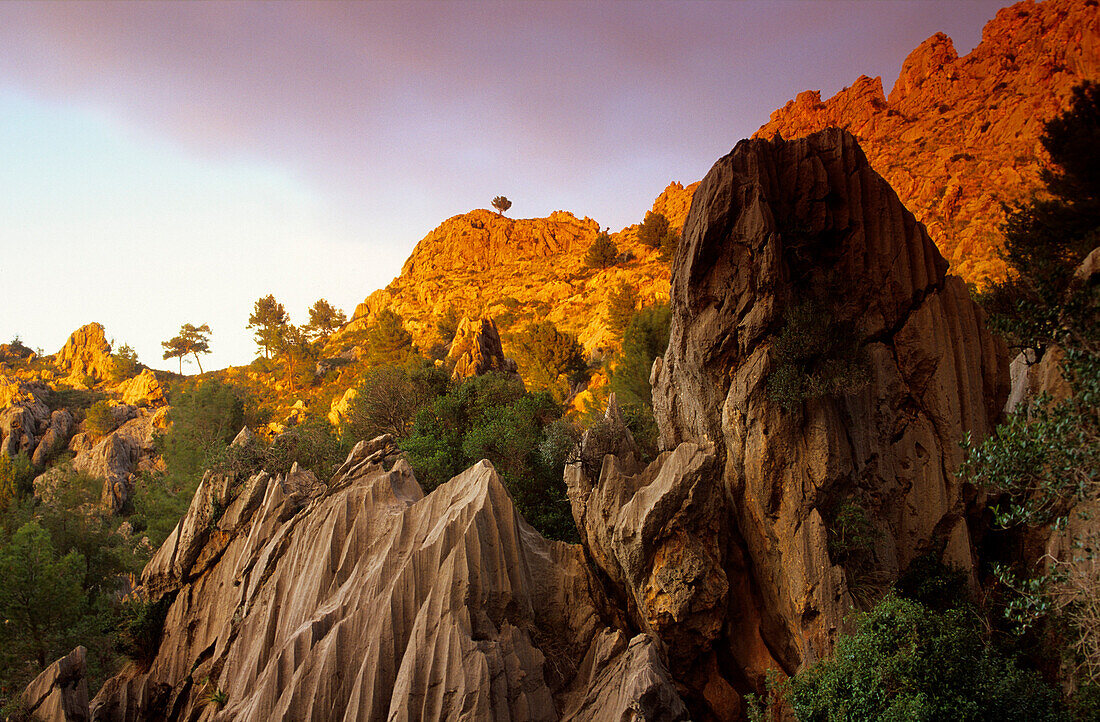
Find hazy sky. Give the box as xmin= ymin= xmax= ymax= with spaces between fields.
xmin=0 ymin=0 xmax=1008 ymax=372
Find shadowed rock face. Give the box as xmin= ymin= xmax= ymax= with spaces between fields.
xmin=89 ymin=437 xmax=688 ymax=721
xmin=20 ymin=646 xmax=89 ymax=722
xmin=651 ymin=128 xmax=1008 ymax=684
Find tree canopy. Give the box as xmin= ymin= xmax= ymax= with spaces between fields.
xmin=248 ymin=295 xmax=289 ymax=359
xmin=162 ymin=324 xmax=211 ymax=374
xmin=492 ymin=196 xmax=512 ymax=216
xmin=304 ymin=299 xmax=346 ymax=342
xmin=584 ymin=231 xmax=618 ymax=269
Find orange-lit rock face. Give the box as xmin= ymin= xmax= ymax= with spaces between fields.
xmin=755 ymin=0 xmax=1100 ymax=285
xmin=334 ymin=183 xmax=696 ymax=361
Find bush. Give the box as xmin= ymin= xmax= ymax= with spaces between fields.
xmin=367 ymin=308 xmax=415 ymax=366
xmin=341 ymin=360 xmax=449 ymax=443
xmin=788 ymin=595 xmax=1066 ymax=721
xmin=606 ymin=283 xmax=639 ymax=336
xmin=584 ymin=231 xmax=618 ymax=269
xmin=0 ymin=453 xmax=35 ymax=510
xmin=637 ymin=211 xmax=670 ymax=249
xmin=160 ymin=379 xmax=245 ymax=486
xmin=511 ymin=321 xmax=586 ymax=401
xmin=84 ymin=400 xmax=118 ymax=439
xmin=114 ymin=592 xmax=176 ymax=668
xmin=437 ymin=305 xmax=462 ymax=344
xmin=400 ymin=374 xmax=578 ymax=541
xmin=107 ymin=344 xmax=140 ymax=383
xmin=609 ymin=304 xmax=670 ymax=409
xmin=765 ymin=301 xmax=869 ymax=410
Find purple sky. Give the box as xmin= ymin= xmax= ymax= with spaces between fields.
xmin=0 ymin=0 xmax=1009 ymax=370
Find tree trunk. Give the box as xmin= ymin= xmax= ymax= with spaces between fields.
xmin=193 ymin=353 xmax=203 ymax=374
xmin=178 ymin=356 xmax=183 ymax=375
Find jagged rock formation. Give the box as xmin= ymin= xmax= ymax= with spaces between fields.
xmin=54 ymin=323 xmax=114 ymax=385
xmin=332 ymin=183 xmax=695 ymax=362
xmin=89 ymin=435 xmax=687 ymax=721
xmin=754 ymin=0 xmax=1100 ymax=284
xmin=0 ymin=375 xmax=51 ymax=458
xmin=631 ymin=128 xmax=1008 ymax=705
xmin=446 ymin=317 xmax=518 ymax=379
xmin=19 ymin=646 xmax=90 ymax=722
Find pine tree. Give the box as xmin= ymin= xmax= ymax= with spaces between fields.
xmin=248 ymin=295 xmax=289 ymax=359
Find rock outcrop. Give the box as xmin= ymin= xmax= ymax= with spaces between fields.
xmin=117 ymin=369 xmax=166 ymax=407
xmin=645 ymin=128 xmax=1008 ymax=693
xmin=446 ymin=317 xmax=518 ymax=379
xmin=54 ymin=323 xmax=114 ymax=385
xmin=19 ymin=645 xmax=90 ymax=722
xmin=90 ymin=436 xmax=687 ymax=721
xmin=0 ymin=375 xmax=51 ymax=458
xmin=332 ymin=184 xmax=694 ymax=363
xmin=754 ymin=0 xmax=1100 ymax=284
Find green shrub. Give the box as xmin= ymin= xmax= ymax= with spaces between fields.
xmin=637 ymin=211 xmax=670 ymax=249
xmin=0 ymin=453 xmax=35 ymax=510
xmin=788 ymin=594 xmax=1066 ymax=721
xmin=341 ymin=360 xmax=449 ymax=443
xmin=115 ymin=592 xmax=176 ymax=668
xmin=584 ymin=231 xmax=618 ymax=269
xmin=160 ymin=379 xmax=245 ymax=486
xmin=401 ymin=373 xmax=578 ymax=542
xmin=606 ymin=283 xmax=639 ymax=336
xmin=367 ymin=308 xmax=415 ymax=366
xmin=609 ymin=304 xmax=670 ymax=409
xmin=437 ymin=305 xmax=462 ymax=344
xmin=765 ymin=301 xmax=869 ymax=410
xmin=510 ymin=321 xmax=586 ymax=401
xmin=84 ymin=400 xmax=118 ymax=439
xmin=107 ymin=344 xmax=140 ymax=383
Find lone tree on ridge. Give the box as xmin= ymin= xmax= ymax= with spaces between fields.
xmin=492 ymin=196 xmax=512 ymax=216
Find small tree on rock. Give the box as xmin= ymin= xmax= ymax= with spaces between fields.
xmin=162 ymin=323 xmax=211 ymax=374
xmin=585 ymin=230 xmax=618 ymax=270
xmin=492 ymin=196 xmax=512 ymax=216
xmin=161 ymin=336 xmax=189 ymax=374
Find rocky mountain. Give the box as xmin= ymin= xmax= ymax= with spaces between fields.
xmin=754 ymin=0 xmax=1100 ymax=284
xmin=49 ymin=127 xmax=1013 ymax=721
xmin=333 ymin=182 xmax=698 ymax=360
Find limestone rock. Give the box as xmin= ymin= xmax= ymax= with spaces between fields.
xmin=326 ymin=387 xmax=358 ymax=428
xmin=19 ymin=646 xmax=90 ymax=722
xmin=118 ymin=369 xmax=166 ymax=407
xmin=54 ymin=323 xmax=113 ymax=384
xmin=755 ymin=0 xmax=1100 ymax=285
xmin=70 ymin=410 xmax=159 ymax=513
xmin=446 ymin=317 xmax=518 ymax=379
xmin=93 ymin=448 xmax=685 ymax=720
xmin=649 ymin=129 xmax=1008 ymax=690
xmin=32 ymin=409 xmax=76 ymax=467
xmin=0 ymin=375 xmax=51 ymax=458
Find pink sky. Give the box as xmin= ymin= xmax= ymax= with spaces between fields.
xmin=0 ymin=0 xmax=1009 ymax=370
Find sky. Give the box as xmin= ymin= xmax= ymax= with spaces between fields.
xmin=0 ymin=0 xmax=1009 ymax=373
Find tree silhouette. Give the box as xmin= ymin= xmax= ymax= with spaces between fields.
xmin=584 ymin=230 xmax=618 ymax=269
xmin=492 ymin=196 xmax=512 ymax=216
xmin=248 ymin=295 xmax=289 ymax=359
xmin=162 ymin=323 xmax=211 ymax=374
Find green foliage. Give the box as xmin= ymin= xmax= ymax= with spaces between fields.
xmin=766 ymin=301 xmax=869 ymax=411
xmin=114 ymin=592 xmax=176 ymax=668
xmin=659 ymin=226 xmax=681 ymax=261
xmin=511 ymin=321 xmax=586 ymax=401
xmin=788 ymin=594 xmax=1066 ymax=721
xmin=342 ymin=360 xmax=449 ymax=443
xmin=584 ymin=231 xmax=618 ymax=269
xmin=0 ymin=453 xmax=35 ymax=511
xmin=826 ymin=500 xmax=877 ymax=567
xmin=107 ymin=343 xmax=140 ymax=382
xmin=304 ymin=298 xmax=346 ymax=342
xmin=960 ymin=349 xmax=1100 ymax=529
xmin=367 ymin=308 xmax=415 ymax=366
xmin=401 ymin=373 xmax=578 ymax=541
xmin=263 ymin=420 xmax=345 ymax=480
xmin=979 ymin=81 xmax=1100 ymax=353
xmin=0 ymin=522 xmax=85 ymax=668
xmin=637 ymin=211 xmax=670 ymax=249
xmin=609 ymin=304 xmax=670 ymax=409
xmin=437 ymin=305 xmax=462 ymax=344
xmin=160 ymin=379 xmax=245 ymax=486
xmin=84 ymin=400 xmax=118 ymax=439
xmin=248 ymin=294 xmax=290 ymax=359
xmin=606 ymin=282 xmax=639 ymax=335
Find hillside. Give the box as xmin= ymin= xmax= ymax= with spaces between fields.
xmin=334 ymin=182 xmax=697 ymax=360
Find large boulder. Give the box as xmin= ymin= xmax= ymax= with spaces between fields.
xmin=574 ymin=129 xmax=1008 ymax=709
xmin=92 ymin=442 xmax=686 ymax=720
xmin=69 ymin=410 xmax=159 ymax=512
xmin=0 ymin=375 xmax=51 ymax=458
xmin=118 ymin=369 xmax=166 ymax=407
xmin=54 ymin=323 xmax=113 ymax=385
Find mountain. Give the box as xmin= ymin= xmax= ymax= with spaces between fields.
xmin=754 ymin=0 xmax=1100 ymax=284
